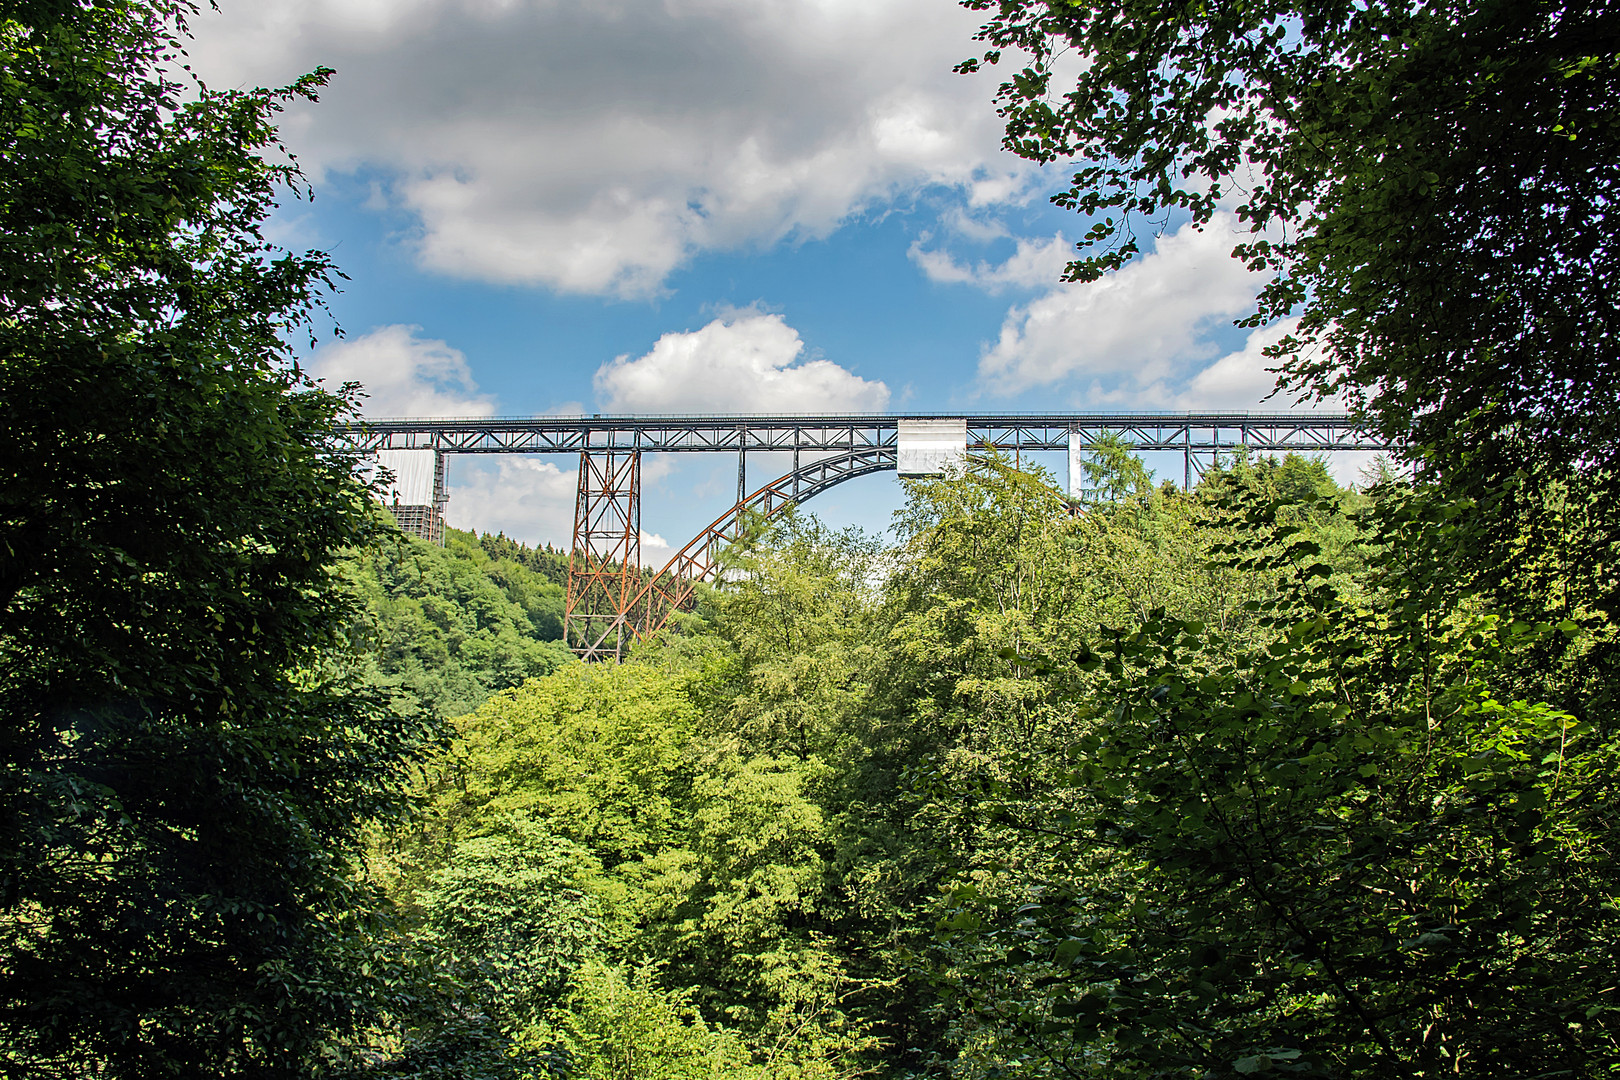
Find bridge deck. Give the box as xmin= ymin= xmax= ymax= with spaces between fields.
xmin=339 ymin=412 xmax=1388 ymax=455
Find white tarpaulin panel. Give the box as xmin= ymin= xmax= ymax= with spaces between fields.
xmin=897 ymin=418 xmax=967 ymax=477
xmin=375 ymin=449 xmax=438 ymax=505
xmin=1067 ymin=431 xmax=1088 ymax=499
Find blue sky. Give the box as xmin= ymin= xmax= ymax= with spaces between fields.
xmin=187 ymin=0 xmax=1338 ymax=557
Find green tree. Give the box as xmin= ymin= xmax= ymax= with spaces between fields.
xmin=521 ymin=958 xmax=868 ymax=1080
xmin=1078 ymin=433 xmax=1155 ymax=507
xmin=0 ymin=1 xmax=433 ymax=1072
xmin=400 ymin=662 xmax=702 ymax=931
xmin=352 ymin=817 xmax=608 ymax=1080
xmin=519 ymin=960 xmax=761 ymax=1080
xmin=417 ymin=816 xmax=606 ymax=1029
xmin=959 ymin=0 xmax=1620 ymax=503
xmin=937 ymin=486 xmax=1620 ymax=1076
xmin=705 ymin=514 xmax=883 ymax=763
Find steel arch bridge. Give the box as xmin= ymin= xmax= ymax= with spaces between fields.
xmin=339 ymin=412 xmax=1390 ymax=660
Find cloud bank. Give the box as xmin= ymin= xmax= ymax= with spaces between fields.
xmin=186 ymin=0 xmax=1024 ymax=297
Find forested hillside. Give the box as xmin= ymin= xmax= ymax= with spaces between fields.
xmin=348 ymin=525 xmax=574 ymax=718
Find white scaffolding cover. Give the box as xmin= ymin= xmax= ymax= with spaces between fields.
xmin=1067 ymin=431 xmax=1089 ymax=499
xmin=375 ymin=449 xmax=437 ymax=505
xmin=896 ymin=418 xmax=967 ymax=477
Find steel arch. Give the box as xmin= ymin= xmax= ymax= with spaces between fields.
xmin=579 ymin=446 xmax=895 ymax=656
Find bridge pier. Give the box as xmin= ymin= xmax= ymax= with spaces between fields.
xmin=564 ymin=450 xmax=643 ymax=661
xmin=382 ymin=449 xmax=450 ymax=545
xmin=570 ymin=444 xmax=897 ymax=659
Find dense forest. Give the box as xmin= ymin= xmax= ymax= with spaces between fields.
xmin=3 ymin=0 xmax=1616 ymax=1077
xmin=337 ymin=449 xmax=1620 ymax=1077
xmin=351 ymin=525 xmax=573 ymax=720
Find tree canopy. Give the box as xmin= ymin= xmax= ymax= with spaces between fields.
xmin=6 ymin=0 xmax=1617 ymax=1076
xmin=349 ymin=525 xmax=573 ymax=719
xmin=0 ymin=0 xmax=435 ymax=1072
xmin=958 ymin=0 xmax=1620 ymax=502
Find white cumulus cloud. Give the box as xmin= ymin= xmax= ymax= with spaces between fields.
xmin=910 ymin=232 xmax=1072 ymax=293
xmin=446 ymin=457 xmax=577 ymax=546
xmin=309 ymin=324 xmax=496 ymax=417
xmin=976 ymin=214 xmax=1268 ymax=397
xmin=184 ymin=0 xmax=1027 ymax=297
xmin=594 ymin=313 xmax=890 ymax=413
xmin=640 ymin=531 xmax=676 ymax=569
xmin=1170 ymin=319 xmax=1306 ymax=410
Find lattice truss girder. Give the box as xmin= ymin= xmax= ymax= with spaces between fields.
xmin=343 ymin=413 xmax=1389 ymax=455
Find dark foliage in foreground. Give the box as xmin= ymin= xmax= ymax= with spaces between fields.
xmin=0 ymin=1 xmax=437 ymax=1073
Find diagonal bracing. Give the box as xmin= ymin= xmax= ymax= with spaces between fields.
xmin=564 ymin=450 xmax=644 ymax=661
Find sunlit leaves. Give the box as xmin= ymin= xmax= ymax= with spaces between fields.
xmin=934 ymin=484 xmax=1620 ymax=1075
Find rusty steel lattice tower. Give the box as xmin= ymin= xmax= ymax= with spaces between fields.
xmin=564 ymin=450 xmax=644 ymax=661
